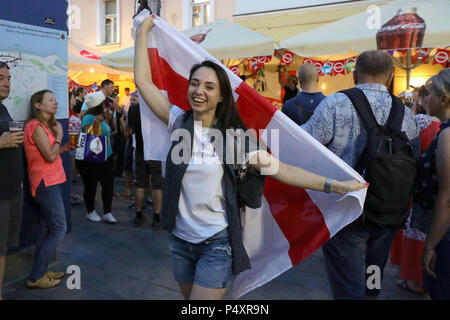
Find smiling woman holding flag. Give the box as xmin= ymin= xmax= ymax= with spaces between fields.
xmin=134 ymin=16 xmax=367 ymax=300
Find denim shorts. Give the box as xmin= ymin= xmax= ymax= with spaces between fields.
xmin=168 ymin=228 xmax=233 ymax=289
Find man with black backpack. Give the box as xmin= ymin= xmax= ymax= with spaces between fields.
xmin=282 ymin=63 xmax=326 ymax=126
xmin=302 ymin=50 xmax=420 ymax=300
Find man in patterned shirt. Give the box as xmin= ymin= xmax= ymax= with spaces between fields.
xmin=302 ymin=50 xmax=420 ymax=300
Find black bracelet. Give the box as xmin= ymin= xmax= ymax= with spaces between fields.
xmin=54 ymin=141 xmax=61 ymax=145
xmin=324 ymin=178 xmax=333 ymax=193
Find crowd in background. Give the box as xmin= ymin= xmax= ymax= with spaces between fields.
xmin=68 ymin=80 xmax=162 ymax=229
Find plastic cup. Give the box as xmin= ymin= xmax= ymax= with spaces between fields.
xmin=8 ymin=121 xmax=24 ymax=134
xmin=69 ymin=131 xmax=79 ymax=146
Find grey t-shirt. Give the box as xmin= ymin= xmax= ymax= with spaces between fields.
xmin=0 ymin=103 xmax=23 ymax=200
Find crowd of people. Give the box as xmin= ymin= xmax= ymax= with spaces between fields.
xmin=0 ymin=65 xmax=166 ymax=294
xmin=66 ymin=79 xmax=164 ymax=229
xmin=0 ymin=22 xmax=449 ymax=300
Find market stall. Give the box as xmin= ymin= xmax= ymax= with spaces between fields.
xmin=68 ymin=41 xmax=135 ymax=98
xmin=279 ymin=0 xmax=450 ymax=94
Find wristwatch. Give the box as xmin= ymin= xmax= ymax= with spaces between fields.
xmin=324 ymin=178 xmax=333 ymax=193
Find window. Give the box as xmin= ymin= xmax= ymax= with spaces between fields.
xmin=97 ymin=0 xmax=120 ymax=45
xmin=192 ymin=0 xmax=210 ymax=27
xmin=104 ymin=0 xmax=118 ymax=43
xmin=183 ymin=0 xmax=213 ymax=29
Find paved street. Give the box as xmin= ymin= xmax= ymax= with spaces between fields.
xmin=3 ymin=177 xmax=426 ymax=300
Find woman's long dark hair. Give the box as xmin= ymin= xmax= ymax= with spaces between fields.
xmin=188 ymin=60 xmax=247 ymax=132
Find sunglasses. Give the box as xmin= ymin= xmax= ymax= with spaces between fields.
xmin=0 ymin=61 xmax=9 ymax=69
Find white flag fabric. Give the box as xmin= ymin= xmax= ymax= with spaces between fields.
xmin=134 ymin=10 xmax=367 ymax=299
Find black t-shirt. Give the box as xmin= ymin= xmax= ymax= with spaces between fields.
xmin=127 ymin=103 xmax=143 ymax=156
xmin=73 ymin=99 xmax=83 ymax=114
xmin=115 ymin=111 xmax=124 ymax=136
xmin=0 ymin=103 xmax=23 ymax=200
xmin=283 ymin=85 xmax=299 ymax=103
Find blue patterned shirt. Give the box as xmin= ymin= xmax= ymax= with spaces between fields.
xmin=301 ymin=83 xmax=420 ymax=168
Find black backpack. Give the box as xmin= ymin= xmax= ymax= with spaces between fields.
xmin=340 ymin=88 xmax=417 ymax=228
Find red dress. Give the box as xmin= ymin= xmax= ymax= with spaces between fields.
xmin=390 ymin=115 xmax=441 ymax=284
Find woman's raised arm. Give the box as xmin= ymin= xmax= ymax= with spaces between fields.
xmin=134 ymin=17 xmax=171 ymax=125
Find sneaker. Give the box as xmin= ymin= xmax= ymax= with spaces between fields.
xmin=45 ymin=271 xmax=66 ymax=280
xmin=151 ymin=219 xmax=160 ymax=230
xmin=71 ymin=195 xmax=81 ymax=205
xmin=26 ymin=277 xmax=61 ymax=289
xmin=86 ymin=210 xmax=101 ymax=222
xmin=102 ymin=213 xmax=117 ymax=224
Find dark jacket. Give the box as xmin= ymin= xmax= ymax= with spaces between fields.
xmin=161 ymin=110 xmax=265 ymax=275
xmin=0 ymin=103 xmax=23 ymax=200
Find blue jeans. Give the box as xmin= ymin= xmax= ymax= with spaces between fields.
xmin=29 ymin=181 xmax=67 ymax=282
xmin=168 ymin=228 xmax=233 ymax=289
xmin=423 ymin=239 xmax=450 ymax=300
xmin=322 ymin=222 xmax=398 ymax=300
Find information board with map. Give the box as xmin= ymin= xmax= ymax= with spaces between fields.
xmin=0 ymin=19 xmax=68 ymax=120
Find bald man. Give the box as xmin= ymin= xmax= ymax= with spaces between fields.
xmin=281 ymin=63 xmax=326 ymax=126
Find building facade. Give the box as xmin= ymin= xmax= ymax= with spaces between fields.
xmin=67 ymin=0 xmax=235 ymax=91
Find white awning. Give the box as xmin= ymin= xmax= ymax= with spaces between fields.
xmin=101 ymin=19 xmax=276 ymax=72
xmin=68 ymin=41 xmax=130 ymax=74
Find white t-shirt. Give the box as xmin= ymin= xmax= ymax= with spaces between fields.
xmin=168 ymin=105 xmax=228 ymax=243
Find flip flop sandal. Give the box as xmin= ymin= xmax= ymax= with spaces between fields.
xmin=396 ymin=279 xmax=425 ymax=295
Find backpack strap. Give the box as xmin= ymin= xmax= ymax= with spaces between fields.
xmin=386 ymin=95 xmax=405 ymax=132
xmin=293 ymin=99 xmax=310 ymax=122
xmin=340 ymin=87 xmax=379 ymax=132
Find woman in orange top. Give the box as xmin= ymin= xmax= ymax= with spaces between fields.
xmin=23 ymin=90 xmax=75 ymax=289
